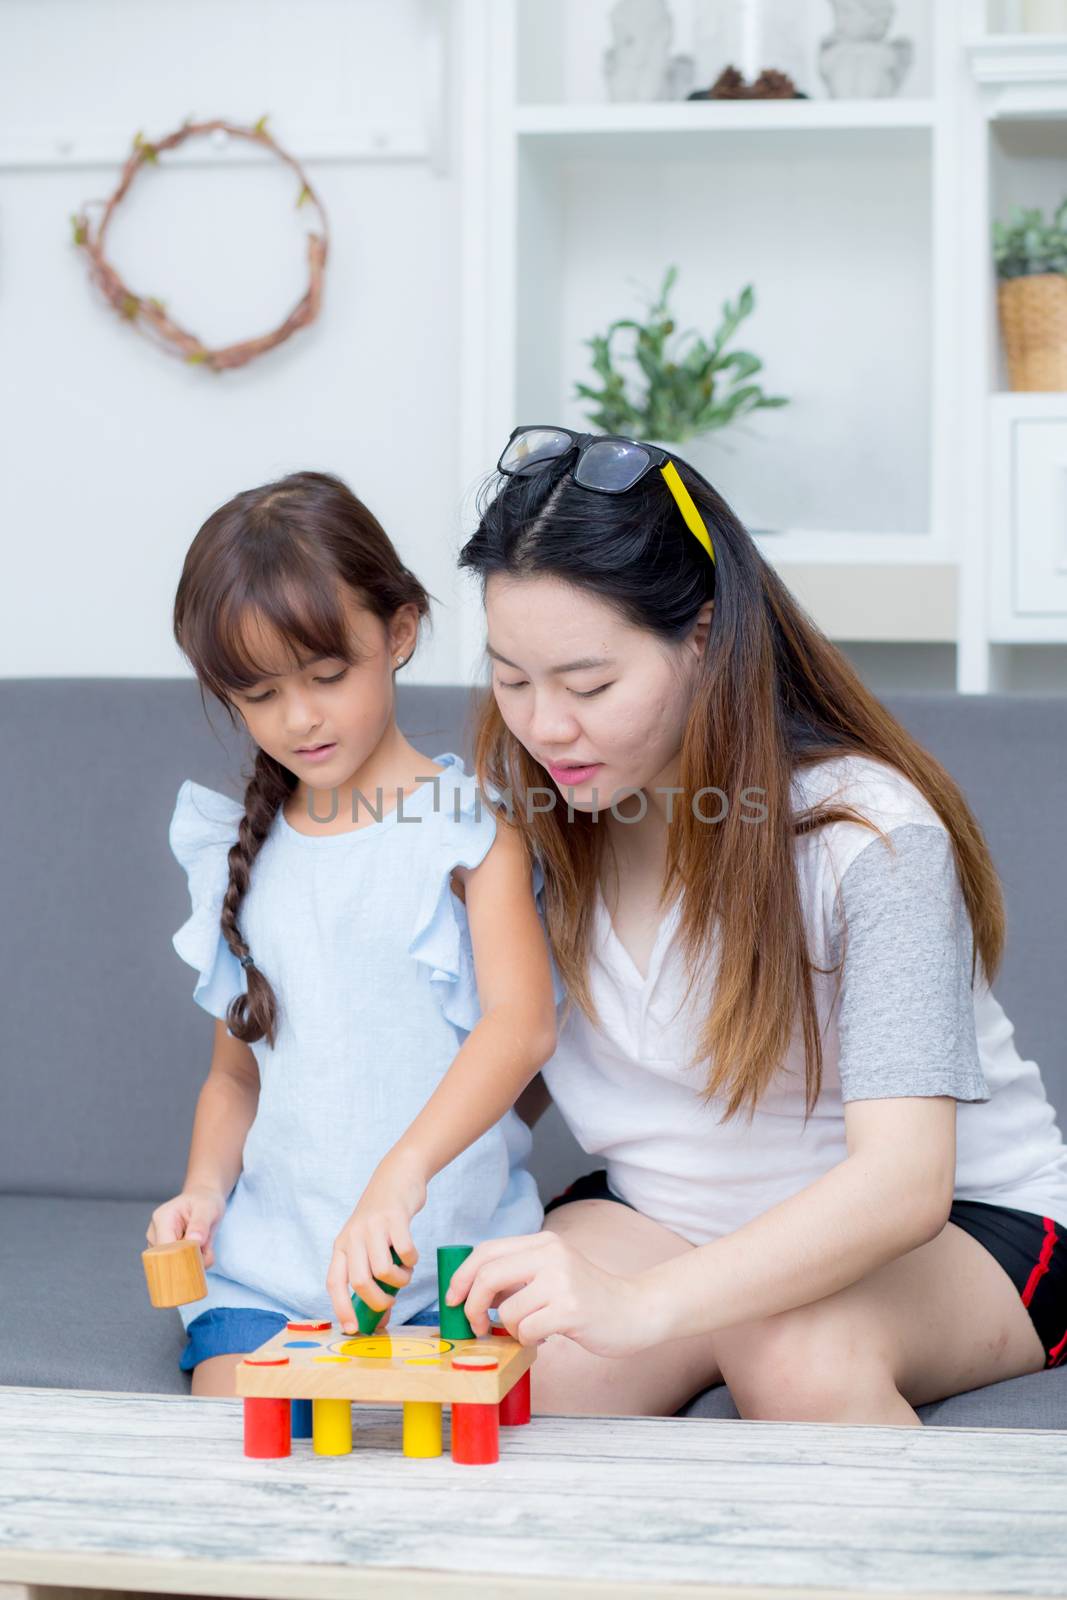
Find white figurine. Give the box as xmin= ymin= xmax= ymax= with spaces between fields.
xmin=604 ymin=0 xmax=694 ymax=102
xmin=818 ymin=0 xmax=913 ymax=98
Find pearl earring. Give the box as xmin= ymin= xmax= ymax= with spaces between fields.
xmin=395 ymin=655 xmax=405 ymax=668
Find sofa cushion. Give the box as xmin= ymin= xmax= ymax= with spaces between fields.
xmin=1 ymin=1195 xmax=187 ymax=1394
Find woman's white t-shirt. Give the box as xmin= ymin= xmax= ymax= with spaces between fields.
xmin=540 ymin=753 xmax=1067 ymax=1241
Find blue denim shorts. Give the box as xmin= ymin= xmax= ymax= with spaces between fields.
xmin=179 ymin=1300 xmax=440 ymax=1372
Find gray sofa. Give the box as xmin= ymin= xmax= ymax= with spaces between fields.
xmin=1 ymin=680 xmax=1064 ymax=1427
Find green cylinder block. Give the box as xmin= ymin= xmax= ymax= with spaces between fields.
xmin=437 ymin=1244 xmax=474 ymax=1339
xmin=350 ymin=1245 xmax=405 ymax=1335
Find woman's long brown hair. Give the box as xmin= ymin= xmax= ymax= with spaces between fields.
xmin=458 ymin=456 xmax=1004 ymax=1125
xmin=173 ymin=469 xmax=431 ymax=1047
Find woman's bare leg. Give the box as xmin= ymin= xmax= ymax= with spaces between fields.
xmin=710 ymin=1218 xmax=1048 ymax=1426
xmin=531 ymin=1199 xmax=723 ymax=1416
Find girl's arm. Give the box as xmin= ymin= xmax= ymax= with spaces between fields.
xmin=183 ymin=1019 xmax=261 ymax=1198
xmin=391 ymin=817 xmax=558 ymax=1177
xmin=446 ymin=1095 xmax=956 ymax=1354
xmin=329 ymin=820 xmax=558 ymax=1326
xmin=146 ymin=1021 xmax=260 ymax=1269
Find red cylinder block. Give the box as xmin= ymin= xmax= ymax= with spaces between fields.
xmin=498 ymin=1367 xmax=531 ymax=1426
xmin=451 ymin=1400 xmax=499 ymax=1464
xmin=492 ymin=1325 xmax=531 ymax=1425
xmin=243 ymin=1396 xmax=291 ymax=1458
xmin=451 ymin=1352 xmax=500 ymax=1465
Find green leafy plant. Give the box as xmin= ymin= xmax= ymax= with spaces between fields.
xmin=993 ymin=199 xmax=1067 ymax=280
xmin=574 ymin=265 xmax=788 ymax=445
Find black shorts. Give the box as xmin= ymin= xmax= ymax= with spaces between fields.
xmin=544 ymin=1169 xmax=1067 ymax=1370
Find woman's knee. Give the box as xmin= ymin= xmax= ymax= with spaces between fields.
xmin=717 ymin=1304 xmax=894 ymax=1422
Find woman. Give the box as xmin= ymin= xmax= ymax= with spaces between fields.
xmin=444 ymin=425 xmax=1067 ymax=1426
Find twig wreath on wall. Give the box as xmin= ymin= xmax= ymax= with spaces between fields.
xmin=70 ymin=116 xmax=329 ymax=372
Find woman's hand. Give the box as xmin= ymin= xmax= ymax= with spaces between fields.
xmin=146 ymin=1184 xmax=227 ymax=1270
xmin=326 ymin=1150 xmax=428 ymax=1333
xmin=444 ymin=1230 xmax=653 ymax=1357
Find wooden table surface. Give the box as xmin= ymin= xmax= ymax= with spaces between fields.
xmin=1 ymin=1385 xmax=1065 ymax=1600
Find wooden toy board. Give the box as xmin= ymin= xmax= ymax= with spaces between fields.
xmin=235 ymin=1323 xmax=534 ymax=1404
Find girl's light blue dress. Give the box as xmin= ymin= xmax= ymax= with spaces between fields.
xmin=168 ymin=751 xmax=561 ymax=1333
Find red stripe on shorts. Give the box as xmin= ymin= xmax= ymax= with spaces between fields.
xmin=1021 ymin=1216 xmax=1058 ymax=1307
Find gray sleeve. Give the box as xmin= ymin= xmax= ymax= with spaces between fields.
xmin=828 ymin=823 xmax=990 ymax=1104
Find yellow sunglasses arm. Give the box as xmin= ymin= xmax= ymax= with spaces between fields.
xmin=660 ymin=460 xmax=716 ymax=565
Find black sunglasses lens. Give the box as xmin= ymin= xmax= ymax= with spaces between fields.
xmin=500 ymin=428 xmax=574 ymax=475
xmin=574 ymin=439 xmax=651 ymax=492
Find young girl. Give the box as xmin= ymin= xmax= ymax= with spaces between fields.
xmin=444 ymin=425 xmax=1067 ymax=1425
xmin=145 ymin=469 xmax=560 ymax=1395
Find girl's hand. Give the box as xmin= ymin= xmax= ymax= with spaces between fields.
xmin=146 ymin=1184 xmax=227 ymax=1271
xmin=326 ymin=1151 xmax=427 ymax=1334
xmin=444 ymin=1230 xmax=652 ymax=1358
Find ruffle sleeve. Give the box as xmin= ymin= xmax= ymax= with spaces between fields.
xmin=407 ymin=755 xmax=566 ymax=1038
xmin=169 ymin=779 xmax=249 ymax=1023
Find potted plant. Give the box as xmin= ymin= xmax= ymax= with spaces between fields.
xmin=993 ymin=199 xmax=1067 ymax=391
xmin=574 ymin=265 xmax=788 ymax=447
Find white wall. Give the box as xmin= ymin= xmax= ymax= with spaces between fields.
xmin=0 ymin=0 xmax=468 ymax=682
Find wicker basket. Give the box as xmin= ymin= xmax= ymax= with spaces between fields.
xmin=997 ymin=273 xmax=1067 ymax=391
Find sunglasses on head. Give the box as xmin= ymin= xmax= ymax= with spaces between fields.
xmin=496 ymin=425 xmax=716 ymax=566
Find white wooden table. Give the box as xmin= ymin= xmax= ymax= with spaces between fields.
xmin=1 ymin=1385 xmax=1065 ymax=1600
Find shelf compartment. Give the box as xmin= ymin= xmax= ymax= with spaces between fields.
xmin=516 ymin=129 xmax=934 ymax=550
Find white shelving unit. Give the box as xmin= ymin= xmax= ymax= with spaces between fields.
xmin=964 ymin=12 xmax=1067 ymax=688
xmin=455 ymin=0 xmax=1067 ymax=692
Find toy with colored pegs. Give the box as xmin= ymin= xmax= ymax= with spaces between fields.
xmin=141 ymin=1238 xmax=207 ymax=1307
xmin=236 ymin=1244 xmax=534 ymax=1466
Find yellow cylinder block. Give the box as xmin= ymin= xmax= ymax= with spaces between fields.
xmin=402 ymin=1400 xmax=443 ymax=1458
xmin=312 ymin=1397 xmax=353 ymax=1455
